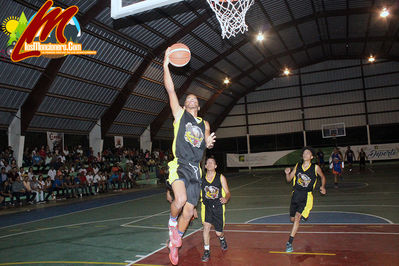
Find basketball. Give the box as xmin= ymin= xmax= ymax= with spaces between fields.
xmin=168 ymin=43 xmax=191 ymax=67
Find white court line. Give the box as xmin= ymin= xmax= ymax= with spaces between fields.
xmin=228 ymin=204 xmax=399 ymax=212
xmin=244 ymin=211 xmax=394 ymax=224
xmin=123 ymin=177 xmax=267 ymax=264
xmin=234 ymin=191 xmax=399 ymax=198
xmin=0 ymin=213 xmax=164 ymax=239
xmin=120 ymin=210 xmax=169 ymax=227
xmin=128 ymin=227 xmax=203 ymax=265
xmin=0 ymin=192 xmax=162 ymax=230
xmin=222 ymin=229 xmax=399 ymax=235
xmin=122 ymin=224 xmax=197 ymax=231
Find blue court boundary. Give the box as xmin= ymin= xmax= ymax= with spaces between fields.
xmin=0 ymin=188 xmax=164 ymax=228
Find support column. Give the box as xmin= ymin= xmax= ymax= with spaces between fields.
xmin=244 ymin=96 xmax=251 ymax=171
xmin=298 ymin=68 xmax=306 ymax=146
xmin=140 ymin=125 xmax=152 ymax=153
xmin=89 ymin=120 xmax=103 ymax=158
xmin=303 ymin=130 xmax=307 ymax=146
xmin=8 ymin=109 xmax=25 ymax=167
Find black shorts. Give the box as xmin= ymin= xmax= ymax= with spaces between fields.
xmin=289 ymin=190 xmax=313 ymax=219
xmin=168 ymin=159 xmax=202 ymax=206
xmin=202 ymin=201 xmax=225 ymax=232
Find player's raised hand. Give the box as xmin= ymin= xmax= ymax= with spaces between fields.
xmin=206 ymin=132 xmax=216 ymax=149
xmin=284 ymin=168 xmax=291 ymax=175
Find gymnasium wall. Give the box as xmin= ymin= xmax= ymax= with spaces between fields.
xmin=216 ymin=59 xmax=399 ymax=139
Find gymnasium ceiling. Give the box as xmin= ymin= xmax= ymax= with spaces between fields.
xmin=0 ymin=0 xmax=398 ymax=139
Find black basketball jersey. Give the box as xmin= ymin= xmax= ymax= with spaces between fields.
xmin=172 ymin=110 xmax=206 ymax=164
xmin=201 ymin=172 xmax=223 ymax=206
xmin=293 ymin=162 xmax=317 ymax=192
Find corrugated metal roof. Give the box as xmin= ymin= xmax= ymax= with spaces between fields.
xmin=60 ymin=56 xmax=131 ymax=88
xmin=324 ymin=0 xmax=346 ymax=10
xmin=86 ymin=24 xmax=147 ymax=56
xmin=0 ymin=111 xmax=15 ymax=126
xmin=279 ymin=27 xmax=302 ymax=50
xmin=78 ymin=33 xmax=144 ymax=71
xmin=49 ymin=76 xmax=118 ymax=105
xmin=60 ymin=0 xmax=97 ymax=13
xmin=214 ymin=60 xmax=241 ymax=77
xmin=30 ymin=115 xmax=95 ymax=131
xmin=226 ymin=51 xmax=252 ymax=71
xmin=115 ymin=110 xmax=155 ymax=125
xmin=0 ymin=88 xmax=28 ymax=109
xmin=38 ymin=97 xmax=107 ymax=119
xmin=0 ymin=61 xmax=41 ymax=89
xmin=327 ymin=17 xmax=346 ymax=39
xmin=124 ymin=95 xmax=166 ymax=113
xmin=349 ymin=0 xmax=373 ymax=8
xmin=144 ymin=62 xmax=163 ymax=83
xmin=145 ymin=16 xmax=181 ymax=38
xmin=134 ymin=79 xmax=168 ymax=100
xmin=192 ymin=22 xmax=231 ymax=53
xmin=120 ymin=25 xmax=165 ymax=48
xmin=94 ymin=7 xmax=113 ymax=27
xmin=349 ymin=14 xmax=369 ymax=38
xmin=260 ymin=0 xmax=292 ymax=26
xmin=108 ymin=124 xmax=145 ymax=136
xmin=178 ymin=34 xmax=218 ymax=62
xmin=287 ymin=0 xmax=313 ymax=19
xmin=298 ymin=20 xmax=320 ymax=44
xmin=238 ymin=43 xmax=264 ymax=65
xmin=186 ymin=81 xmax=213 ymax=100
xmin=249 ymin=69 xmax=265 ymax=83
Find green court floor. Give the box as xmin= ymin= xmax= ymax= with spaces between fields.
xmin=1 ymin=163 xmax=398 ymax=265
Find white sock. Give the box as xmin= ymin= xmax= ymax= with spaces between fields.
xmin=204 ymin=245 xmax=210 ymax=250
xmin=169 ymin=216 xmax=177 ymax=227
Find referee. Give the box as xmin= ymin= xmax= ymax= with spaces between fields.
xmin=200 ymin=157 xmax=231 ymax=262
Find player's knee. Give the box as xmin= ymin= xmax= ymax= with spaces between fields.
xmin=294 ymin=213 xmax=301 ymax=222
xmin=290 ymin=217 xmax=295 ymax=223
xmin=174 ymin=194 xmax=187 ymax=209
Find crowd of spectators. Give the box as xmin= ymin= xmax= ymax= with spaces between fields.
xmin=0 ymin=145 xmax=172 ymax=208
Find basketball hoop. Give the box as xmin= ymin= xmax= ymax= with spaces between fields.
xmin=207 ymin=0 xmax=255 ymax=39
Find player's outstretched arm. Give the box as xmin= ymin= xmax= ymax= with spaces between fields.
xmin=285 ymin=165 xmax=296 ymax=183
xmin=164 ymin=48 xmax=183 ymax=120
xmin=316 ymin=165 xmax=326 ymax=195
xmin=204 ymin=121 xmax=216 ymax=149
xmin=220 ymin=174 xmax=231 ymax=204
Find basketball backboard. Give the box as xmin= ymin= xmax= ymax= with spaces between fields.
xmin=111 ymin=0 xmax=184 ymax=19
xmin=322 ymin=122 xmax=346 ymax=138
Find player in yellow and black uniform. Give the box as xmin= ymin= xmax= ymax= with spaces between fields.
xmin=200 ymin=157 xmax=230 ymax=262
xmin=163 ymin=47 xmax=216 ymax=265
xmin=284 ymin=147 xmax=326 ymax=253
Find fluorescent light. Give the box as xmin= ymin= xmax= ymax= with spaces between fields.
xmin=380 ymin=7 xmax=389 ymax=18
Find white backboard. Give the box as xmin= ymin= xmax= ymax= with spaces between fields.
xmin=111 ymin=0 xmax=184 ymax=19
xmin=322 ymin=122 xmax=346 ymax=138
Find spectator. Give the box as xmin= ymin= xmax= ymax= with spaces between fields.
xmin=0 ymin=179 xmax=13 ymax=207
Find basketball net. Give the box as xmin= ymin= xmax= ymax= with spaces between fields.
xmin=207 ymin=0 xmax=255 ymax=39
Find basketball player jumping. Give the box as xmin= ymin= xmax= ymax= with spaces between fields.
xmin=164 ymin=47 xmax=216 ymax=265
xmin=284 ymin=147 xmax=326 ymax=253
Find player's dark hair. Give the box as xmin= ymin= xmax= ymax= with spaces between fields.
xmin=302 ymin=146 xmax=315 ymax=156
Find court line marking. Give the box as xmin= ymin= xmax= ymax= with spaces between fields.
xmin=128 ymin=227 xmax=203 ymax=265
xmin=0 ymin=261 xmax=126 ymax=265
xmin=234 ymin=191 xmax=399 ymax=197
xmin=120 ymin=210 xmax=169 ymax=227
xmin=122 ymin=225 xmax=198 ymax=231
xmin=222 ymin=229 xmax=399 ymax=235
xmin=0 ymin=192 xmax=163 ymax=229
xmin=245 ymin=211 xmax=394 ymax=224
xmin=0 ymin=214 xmax=167 ymax=239
xmin=269 ymin=251 xmax=336 ymax=256
xmin=229 ymin=204 xmax=399 ymax=212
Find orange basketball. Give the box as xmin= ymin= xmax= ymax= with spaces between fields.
xmin=168 ymin=43 xmax=191 ymax=67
